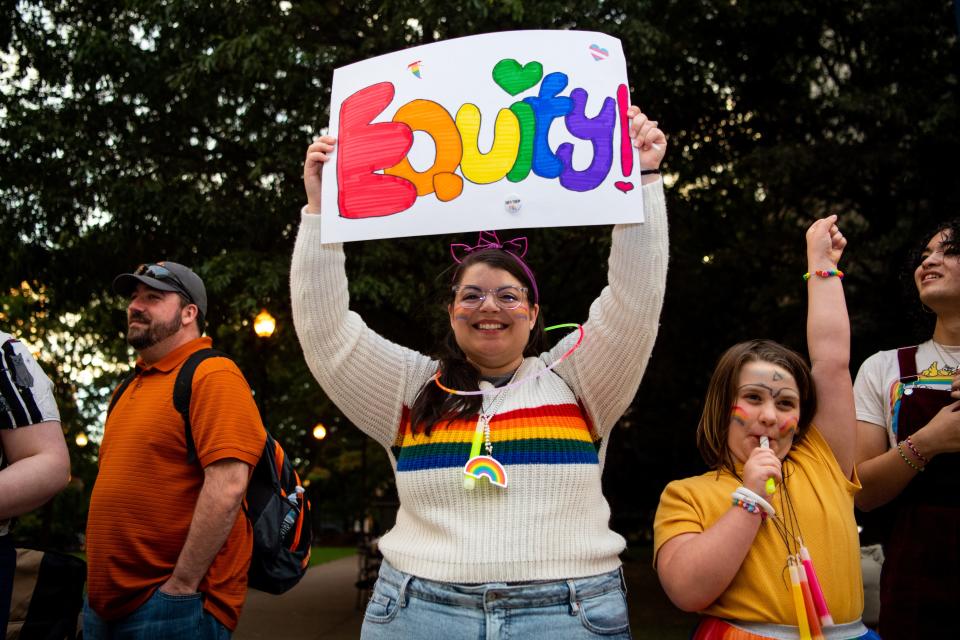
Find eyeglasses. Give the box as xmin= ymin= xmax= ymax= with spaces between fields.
xmin=452 ymin=285 xmax=528 ymax=310
xmin=134 ymin=263 xmax=191 ymax=301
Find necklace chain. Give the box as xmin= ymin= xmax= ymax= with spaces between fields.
xmin=932 ymin=341 xmax=960 ymax=371
xmin=477 ymin=366 xmax=521 ymax=456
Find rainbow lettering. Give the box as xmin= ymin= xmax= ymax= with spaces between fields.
xmin=336 ymin=60 xmax=633 ymax=219
xmin=463 ymin=455 xmax=508 ymax=488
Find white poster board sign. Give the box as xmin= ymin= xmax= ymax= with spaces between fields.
xmin=321 ymin=30 xmax=644 ymax=243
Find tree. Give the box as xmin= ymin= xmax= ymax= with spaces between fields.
xmin=2 ymin=0 xmax=958 ymax=545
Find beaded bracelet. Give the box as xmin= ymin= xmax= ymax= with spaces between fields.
xmin=803 ymin=269 xmax=844 ymax=281
xmin=897 ymin=441 xmax=925 ymax=472
xmin=732 ymin=497 xmax=768 ymax=519
xmin=905 ymin=436 xmax=929 ymax=465
xmin=731 ymin=487 xmax=776 ymax=517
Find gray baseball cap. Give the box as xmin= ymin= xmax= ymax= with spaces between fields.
xmin=112 ymin=261 xmax=208 ymax=316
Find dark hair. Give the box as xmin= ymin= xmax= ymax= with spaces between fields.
xmin=176 ymin=293 xmax=205 ymax=335
xmin=409 ymin=249 xmax=546 ymax=435
xmin=900 ymin=219 xmax=960 ymax=338
xmin=904 ymin=219 xmax=960 ymax=290
xmin=696 ymin=339 xmax=816 ymax=478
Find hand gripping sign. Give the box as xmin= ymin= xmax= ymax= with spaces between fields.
xmin=321 ymin=30 xmax=645 ymax=243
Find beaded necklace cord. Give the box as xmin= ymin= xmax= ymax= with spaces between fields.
xmin=462 ymin=367 xmax=520 ymax=490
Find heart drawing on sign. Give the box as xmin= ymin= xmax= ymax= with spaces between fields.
xmin=614 ymin=181 xmax=634 ymax=193
xmin=589 ymin=44 xmax=609 ymax=61
xmin=492 ymin=59 xmax=544 ymax=96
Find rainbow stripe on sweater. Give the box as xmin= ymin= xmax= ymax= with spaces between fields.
xmin=393 ymin=404 xmax=599 ymax=472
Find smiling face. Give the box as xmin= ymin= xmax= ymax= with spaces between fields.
xmin=448 ymin=262 xmax=539 ymax=376
xmin=727 ymin=360 xmax=801 ymax=464
xmin=915 ymin=229 xmax=960 ymax=313
xmin=126 ymin=283 xmax=192 ymax=350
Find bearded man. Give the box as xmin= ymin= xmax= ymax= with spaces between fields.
xmin=84 ymin=262 xmax=265 ymax=639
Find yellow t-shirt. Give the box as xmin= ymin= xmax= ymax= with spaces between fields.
xmin=653 ymin=426 xmax=863 ymax=624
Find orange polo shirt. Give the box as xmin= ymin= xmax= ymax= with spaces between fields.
xmin=86 ymin=337 xmax=266 ymax=630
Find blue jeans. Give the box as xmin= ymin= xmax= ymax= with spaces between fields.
xmin=0 ymin=535 xmax=14 ymax=635
xmin=83 ymin=589 xmax=230 ymax=640
xmin=361 ymin=560 xmax=632 ymax=639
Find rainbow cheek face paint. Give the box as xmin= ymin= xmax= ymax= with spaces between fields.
xmin=779 ymin=416 xmax=799 ymax=437
xmin=731 ymin=405 xmax=749 ymax=426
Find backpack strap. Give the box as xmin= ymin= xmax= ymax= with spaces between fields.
xmin=173 ymin=348 xmax=232 ymax=465
xmin=106 ymin=369 xmax=140 ymax=417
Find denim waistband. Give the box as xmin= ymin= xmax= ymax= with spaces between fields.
xmin=376 ymin=560 xmax=626 ymax=611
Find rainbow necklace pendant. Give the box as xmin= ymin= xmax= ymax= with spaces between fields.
xmin=463 ymin=379 xmax=513 ymax=490
xmin=463 ymin=415 xmax=509 ymax=490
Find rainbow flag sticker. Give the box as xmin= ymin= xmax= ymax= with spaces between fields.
xmin=463 ymin=455 xmax=508 ymax=488
xmin=407 ymin=60 xmax=423 ymax=78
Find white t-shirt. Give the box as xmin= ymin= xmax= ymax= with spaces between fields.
xmin=1 ymin=331 xmax=61 ymax=535
xmin=853 ymin=339 xmax=960 ymax=447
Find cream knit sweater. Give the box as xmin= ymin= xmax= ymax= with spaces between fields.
xmin=291 ymin=181 xmax=668 ymax=582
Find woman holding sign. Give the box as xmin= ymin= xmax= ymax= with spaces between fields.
xmin=292 ymin=106 xmax=667 ymax=639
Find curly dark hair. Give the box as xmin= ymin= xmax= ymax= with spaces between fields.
xmin=900 ymin=219 xmax=960 ymax=338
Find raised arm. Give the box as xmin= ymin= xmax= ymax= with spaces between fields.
xmin=291 ymin=137 xmax=436 ymax=448
xmin=550 ymin=108 xmax=669 ymax=435
xmin=805 ymin=215 xmax=855 ymax=478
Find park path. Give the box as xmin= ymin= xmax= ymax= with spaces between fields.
xmin=234 ymin=551 xmax=697 ymax=639
xmin=234 ymin=554 xmax=363 ymax=640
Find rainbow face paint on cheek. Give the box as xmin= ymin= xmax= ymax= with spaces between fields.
xmin=731 ymin=405 xmax=749 ymax=426
xmin=779 ymin=416 xmax=799 ymax=437
xmin=453 ymin=313 xmax=471 ymax=323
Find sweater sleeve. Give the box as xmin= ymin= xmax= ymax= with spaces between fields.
xmin=290 ymin=214 xmax=437 ymax=450
xmin=548 ymin=179 xmax=668 ymax=437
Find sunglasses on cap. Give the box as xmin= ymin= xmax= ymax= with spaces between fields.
xmin=134 ymin=263 xmax=193 ymax=302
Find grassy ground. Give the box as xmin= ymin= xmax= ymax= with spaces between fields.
xmin=307 ymin=546 xmax=357 ymax=568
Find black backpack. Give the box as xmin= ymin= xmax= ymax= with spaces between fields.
xmin=108 ymin=348 xmax=312 ymax=594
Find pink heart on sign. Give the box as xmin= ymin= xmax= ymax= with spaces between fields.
xmin=614 ymin=181 xmax=634 ymax=193
xmin=589 ymin=44 xmax=609 ymax=61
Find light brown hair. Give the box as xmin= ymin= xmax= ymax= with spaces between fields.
xmin=696 ymin=339 xmax=816 ymax=477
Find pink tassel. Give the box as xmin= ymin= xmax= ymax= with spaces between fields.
xmin=800 ymin=546 xmax=834 ymax=626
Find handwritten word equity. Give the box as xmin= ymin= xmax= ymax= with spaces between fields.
xmin=336 ymin=59 xmax=633 ymax=219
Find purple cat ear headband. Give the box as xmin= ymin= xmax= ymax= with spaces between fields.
xmin=450 ymin=230 xmax=539 ymax=304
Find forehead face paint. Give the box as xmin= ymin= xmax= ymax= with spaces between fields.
xmin=737 ymin=362 xmax=800 ymax=400
xmin=731 ymin=405 xmax=749 ymax=425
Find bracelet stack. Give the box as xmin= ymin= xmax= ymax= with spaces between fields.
xmin=731 ymin=486 xmax=776 ymax=520
xmin=897 ymin=438 xmax=926 ymax=472
xmin=904 ymin=436 xmax=928 ymax=465
xmin=732 ymin=497 xmax=768 ymax=519
xmin=803 ymin=269 xmax=844 ymax=281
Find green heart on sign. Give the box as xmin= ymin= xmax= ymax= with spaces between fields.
xmin=492 ymin=59 xmax=544 ymax=96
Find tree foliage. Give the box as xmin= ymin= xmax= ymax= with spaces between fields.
xmin=2 ymin=0 xmax=958 ymax=545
